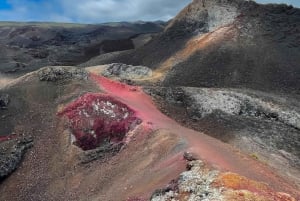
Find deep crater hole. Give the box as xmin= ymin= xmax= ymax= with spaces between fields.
xmin=59 ymin=93 xmax=141 ymax=150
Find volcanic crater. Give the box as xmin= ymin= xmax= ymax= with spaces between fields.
xmin=58 ymin=93 xmax=141 ymax=151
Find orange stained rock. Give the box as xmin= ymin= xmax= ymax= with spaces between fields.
xmin=153 ymin=25 xmax=236 ymax=81
xmin=214 ymin=173 xmax=296 ymax=201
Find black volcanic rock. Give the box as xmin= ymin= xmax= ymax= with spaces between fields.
xmin=38 ymin=66 xmax=88 ymax=82
xmin=0 ymin=137 xmax=33 ymax=180
xmin=0 ymin=94 xmax=9 ymax=109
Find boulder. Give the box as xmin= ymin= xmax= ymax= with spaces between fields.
xmin=0 ymin=94 xmax=9 ymax=109
xmin=38 ymin=66 xmax=88 ymax=82
xmin=102 ymin=63 xmax=152 ymax=80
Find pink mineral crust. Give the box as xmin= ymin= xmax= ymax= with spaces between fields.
xmin=89 ymin=73 xmax=174 ymax=128
xmin=88 ymin=73 xmax=300 ymax=198
xmin=0 ymin=135 xmax=16 ymax=143
xmin=55 ymin=73 xmax=299 ymax=199
xmin=58 ymin=93 xmax=141 ymax=150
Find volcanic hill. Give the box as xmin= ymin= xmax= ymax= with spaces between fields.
xmin=88 ymin=0 xmax=300 ymax=95
xmin=0 ymin=0 xmax=299 ymax=201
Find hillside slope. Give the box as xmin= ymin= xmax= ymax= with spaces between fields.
xmin=90 ymin=0 xmax=300 ymax=94
xmin=0 ymin=67 xmax=299 ymax=200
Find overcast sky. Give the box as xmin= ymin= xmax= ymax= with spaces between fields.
xmin=0 ymin=0 xmax=299 ymax=23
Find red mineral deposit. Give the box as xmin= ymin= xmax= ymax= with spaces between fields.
xmin=58 ymin=93 xmax=141 ymax=150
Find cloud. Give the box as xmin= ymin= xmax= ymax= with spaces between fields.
xmin=0 ymin=0 xmax=299 ymax=23
xmin=59 ymin=0 xmax=191 ymax=23
xmin=0 ymin=0 xmax=64 ymax=22
xmin=0 ymin=0 xmax=191 ymax=23
xmin=256 ymin=0 xmax=299 ymax=6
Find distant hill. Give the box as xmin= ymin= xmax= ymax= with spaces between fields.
xmin=0 ymin=21 xmax=165 ymax=75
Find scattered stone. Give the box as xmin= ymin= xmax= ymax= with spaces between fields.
xmin=102 ymin=63 xmax=152 ymax=80
xmin=0 ymin=94 xmax=10 ymax=109
xmin=0 ymin=136 xmax=33 ymax=179
xmin=38 ymin=66 xmax=88 ymax=82
xmin=183 ymin=151 xmax=198 ymax=161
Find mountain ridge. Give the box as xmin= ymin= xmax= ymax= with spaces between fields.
xmin=87 ymin=0 xmax=300 ymax=94
xmin=0 ymin=21 xmax=164 ymax=75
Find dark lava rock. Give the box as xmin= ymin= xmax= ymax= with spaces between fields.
xmin=144 ymin=87 xmax=188 ymax=106
xmin=0 ymin=136 xmax=33 ymax=179
xmin=0 ymin=94 xmax=10 ymax=109
xmin=79 ymin=142 xmax=124 ymax=164
xmin=38 ymin=66 xmax=88 ymax=82
xmin=102 ymin=63 xmax=152 ymax=80
xmin=184 ymin=151 xmax=198 ymax=161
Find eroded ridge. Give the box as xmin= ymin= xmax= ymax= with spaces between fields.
xmin=58 ymin=93 xmax=141 ymax=150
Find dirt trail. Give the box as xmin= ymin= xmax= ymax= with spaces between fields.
xmin=90 ymin=73 xmax=300 ymax=198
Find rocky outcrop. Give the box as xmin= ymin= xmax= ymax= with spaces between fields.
xmin=151 ymin=160 xmax=221 ymax=201
xmin=0 ymin=136 xmax=33 ymax=179
xmin=79 ymin=142 xmax=123 ymax=164
xmin=102 ymin=63 xmax=152 ymax=80
xmin=165 ymin=0 xmax=242 ymax=35
xmin=38 ymin=66 xmax=88 ymax=81
xmin=0 ymin=94 xmax=9 ymax=109
xmin=183 ymin=88 xmax=300 ymax=129
xmin=151 ymin=159 xmax=297 ymax=201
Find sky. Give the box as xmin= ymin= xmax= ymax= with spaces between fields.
xmin=0 ymin=0 xmax=299 ymax=24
